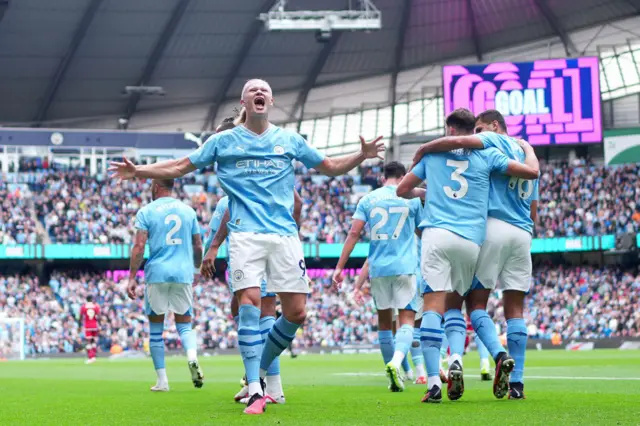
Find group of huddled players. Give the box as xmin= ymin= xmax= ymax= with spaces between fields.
xmin=109 ymin=78 xmax=538 ymax=415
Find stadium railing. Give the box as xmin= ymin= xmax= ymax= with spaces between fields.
xmin=0 ymin=234 xmax=624 ymax=259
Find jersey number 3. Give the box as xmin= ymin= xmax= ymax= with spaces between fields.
xmin=444 ymin=159 xmax=469 ymax=199
xmin=165 ymin=214 xmax=183 ymax=245
xmin=370 ymin=206 xmax=409 ymax=240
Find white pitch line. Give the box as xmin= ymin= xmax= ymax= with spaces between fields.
xmin=332 ymin=373 xmax=640 ymax=381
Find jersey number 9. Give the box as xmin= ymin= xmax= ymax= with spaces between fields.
xmin=165 ymin=214 xmax=183 ymax=245
xmin=370 ymin=206 xmax=409 ymax=240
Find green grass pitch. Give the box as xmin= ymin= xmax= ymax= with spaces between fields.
xmin=1 ymin=350 xmax=639 ymax=425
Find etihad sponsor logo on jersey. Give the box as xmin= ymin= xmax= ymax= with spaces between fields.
xmin=235 ymin=159 xmax=286 ymax=175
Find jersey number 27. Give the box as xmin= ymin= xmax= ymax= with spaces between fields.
xmin=370 ymin=206 xmax=409 ymax=240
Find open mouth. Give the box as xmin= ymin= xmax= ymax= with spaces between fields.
xmin=254 ymin=97 xmax=266 ymax=109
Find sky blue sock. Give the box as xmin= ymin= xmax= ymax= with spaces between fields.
xmin=471 ymin=309 xmax=506 ymax=361
xmin=260 ymin=316 xmax=280 ymax=376
xmin=238 ymin=304 xmax=262 ymax=385
xmin=440 ymin=332 xmax=449 ymax=358
xmin=378 ymin=330 xmax=394 ymax=364
xmin=507 ymin=318 xmax=528 ymax=384
xmin=176 ymin=322 xmax=195 ymax=353
xmin=410 ymin=327 xmax=424 ymax=367
xmin=261 ymin=315 xmax=299 ymax=372
xmin=149 ymin=322 xmax=165 ymax=370
xmin=395 ymin=324 xmax=413 ymax=357
xmin=444 ymin=309 xmax=466 ymax=358
xmin=475 ymin=333 xmax=490 ymax=361
xmin=420 ymin=311 xmax=443 ymax=378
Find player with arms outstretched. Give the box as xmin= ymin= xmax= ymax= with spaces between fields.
xmin=333 ymin=161 xmax=422 ymax=392
xmin=412 ymin=109 xmax=539 ymax=399
xmin=80 ymin=295 xmax=100 ymax=364
xmin=396 ymin=108 xmax=539 ymax=403
xmin=110 ymin=78 xmax=384 ymax=415
xmin=127 ymin=178 xmax=204 ymax=392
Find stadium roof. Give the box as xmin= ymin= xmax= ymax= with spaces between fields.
xmin=0 ymin=0 xmax=639 ymax=131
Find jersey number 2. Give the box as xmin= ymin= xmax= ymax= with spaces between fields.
xmin=444 ymin=159 xmax=469 ymax=199
xmin=165 ymin=214 xmax=183 ymax=245
xmin=370 ymin=206 xmax=409 ymax=240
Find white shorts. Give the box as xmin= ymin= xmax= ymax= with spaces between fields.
xmin=371 ymin=274 xmax=420 ymax=311
xmin=228 ymin=232 xmax=309 ymax=294
xmin=144 ymin=283 xmax=193 ymax=316
xmin=474 ymin=218 xmax=533 ymax=293
xmin=421 ymin=228 xmax=481 ymax=296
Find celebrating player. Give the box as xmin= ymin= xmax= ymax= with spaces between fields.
xmin=127 ymin=178 xmax=204 ymax=392
xmin=110 ymin=78 xmax=384 ymax=415
xmin=333 ymin=161 xmax=422 ymax=392
xmin=396 ymin=108 xmax=538 ymax=403
xmin=410 ymin=109 xmax=539 ymax=399
xmin=80 ymin=295 xmax=100 ymax=364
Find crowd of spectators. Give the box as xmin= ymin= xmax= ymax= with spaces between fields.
xmin=1 ymin=265 xmax=638 ymax=357
xmin=5 ymin=157 xmax=640 ymax=242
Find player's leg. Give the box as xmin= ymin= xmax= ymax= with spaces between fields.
xmin=504 ymin=290 xmax=527 ymax=399
xmin=228 ymin=233 xmax=269 ymax=413
xmin=377 ymin=309 xmax=395 ymax=367
xmin=474 ymin=333 xmax=491 ymax=381
xmin=169 ymin=283 xmax=203 ymax=387
xmin=231 ymin=295 xmax=240 ymax=325
xmin=444 ymin=233 xmax=482 ymax=401
xmin=145 ymin=283 xmax=170 ymax=391
xmin=411 ymin=294 xmax=427 ymax=384
xmin=85 ymin=331 xmax=97 ymax=364
xmin=260 ymin=294 xmax=285 ymax=404
xmin=500 ymin=227 xmax=532 ymax=400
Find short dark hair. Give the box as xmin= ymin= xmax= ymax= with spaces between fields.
xmin=216 ymin=116 xmax=236 ymax=133
xmin=154 ymin=179 xmax=175 ymax=190
xmin=383 ymin=161 xmax=406 ymax=179
xmin=445 ymin=108 xmax=476 ymax=134
xmin=87 ymin=295 xmax=93 ymax=303
xmin=476 ymin=109 xmax=507 ymax=132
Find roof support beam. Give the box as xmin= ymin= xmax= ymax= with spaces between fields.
xmin=533 ymin=0 xmax=578 ymax=57
xmin=465 ymin=0 xmax=482 ymax=62
xmin=625 ymin=0 xmax=640 ymax=14
xmin=389 ymin=0 xmax=412 ymax=149
xmin=123 ymin=0 xmax=190 ymax=121
xmin=290 ymin=33 xmax=342 ymax=128
xmin=0 ymin=1 xmax=9 ymax=23
xmin=32 ymin=0 xmax=102 ymax=126
xmin=202 ymin=0 xmax=274 ymax=131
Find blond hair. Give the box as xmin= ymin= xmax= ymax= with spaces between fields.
xmin=234 ymin=107 xmax=247 ymax=126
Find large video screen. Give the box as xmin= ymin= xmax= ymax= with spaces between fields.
xmin=442 ymin=57 xmax=602 ymax=145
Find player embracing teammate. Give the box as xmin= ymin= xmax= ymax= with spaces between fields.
xmin=398 ymin=108 xmax=539 ymax=403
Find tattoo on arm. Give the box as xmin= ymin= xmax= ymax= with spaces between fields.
xmin=129 ymin=230 xmax=148 ymax=279
xmin=192 ymin=234 xmax=203 ymax=268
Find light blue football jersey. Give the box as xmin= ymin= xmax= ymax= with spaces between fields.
xmin=188 ymin=125 xmax=325 ymax=236
xmin=135 ymin=197 xmax=201 ymax=284
xmin=204 ymin=196 xmax=229 ymax=254
xmin=477 ymin=132 xmax=539 ymax=234
xmin=352 ymin=185 xmax=422 ymax=278
xmin=413 ymin=148 xmax=510 ymax=246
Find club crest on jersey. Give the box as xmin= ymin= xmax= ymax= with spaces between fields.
xmin=274 ymin=145 xmax=285 ymax=155
xmin=233 ymin=270 xmax=244 ymax=282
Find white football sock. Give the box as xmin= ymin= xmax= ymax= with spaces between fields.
xmin=390 ymin=351 xmax=406 ymax=368
xmin=248 ymin=381 xmax=263 ymax=396
xmin=448 ymin=353 xmax=463 ymax=367
xmin=186 ymin=349 xmax=197 ymax=362
xmin=156 ymin=368 xmax=168 ymax=383
xmin=427 ymin=375 xmax=442 ymax=389
xmin=416 ymin=364 xmax=426 ymax=378
xmin=266 ymin=375 xmax=283 ymax=396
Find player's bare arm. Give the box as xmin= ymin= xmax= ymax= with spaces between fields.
xmin=109 ymin=157 xmax=196 ymax=181
xmin=127 ymin=230 xmax=148 ymax=300
xmin=293 ymin=189 xmax=303 ymax=228
xmin=396 ymin=172 xmax=427 ymax=200
xmin=530 ymin=200 xmax=538 ymax=223
xmin=505 ymin=141 xmax=539 ymax=179
xmin=192 ymin=233 xmax=203 ymax=270
xmin=332 ymin=219 xmax=366 ymax=288
xmin=411 ymin=135 xmax=485 ymax=169
xmin=201 ymin=209 xmax=230 ymax=278
xmin=352 ymin=258 xmax=369 ymax=305
xmin=315 ymin=136 xmax=385 ymax=177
